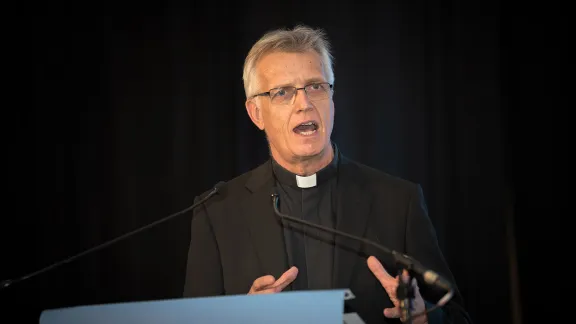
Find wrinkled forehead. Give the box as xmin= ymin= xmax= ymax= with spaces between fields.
xmin=255 ymin=51 xmax=328 ymax=90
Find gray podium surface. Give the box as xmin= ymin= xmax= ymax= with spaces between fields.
xmin=39 ymin=289 xmax=357 ymax=324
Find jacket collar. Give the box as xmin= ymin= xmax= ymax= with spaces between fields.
xmin=242 ymin=146 xmax=374 ymax=289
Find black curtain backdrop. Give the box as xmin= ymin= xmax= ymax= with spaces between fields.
xmin=3 ymin=1 xmax=516 ymax=324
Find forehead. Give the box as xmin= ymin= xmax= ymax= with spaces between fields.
xmin=255 ymin=51 xmax=327 ymax=89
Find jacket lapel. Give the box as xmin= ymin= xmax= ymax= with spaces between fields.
xmin=241 ymin=155 xmax=373 ymax=290
xmin=242 ymin=160 xmax=291 ymax=286
xmin=333 ymin=158 xmax=374 ymax=289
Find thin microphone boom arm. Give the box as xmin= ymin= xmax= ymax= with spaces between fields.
xmin=271 ymin=193 xmax=454 ymax=321
xmin=1 ymin=183 xmax=223 ymax=290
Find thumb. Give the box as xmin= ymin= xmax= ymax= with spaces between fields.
xmin=272 ymin=266 xmax=299 ymax=291
xmin=251 ymin=275 xmax=276 ymax=291
xmin=384 ymin=307 xmax=401 ymax=319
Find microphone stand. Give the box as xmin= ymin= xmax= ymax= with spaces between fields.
xmin=1 ymin=182 xmax=224 ymax=290
xmin=271 ymin=192 xmax=452 ymax=324
xmin=396 ymin=265 xmax=415 ymax=324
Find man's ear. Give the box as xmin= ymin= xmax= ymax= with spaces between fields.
xmin=245 ymin=99 xmax=265 ymax=130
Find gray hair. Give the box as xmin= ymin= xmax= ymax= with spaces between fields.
xmin=242 ymin=25 xmax=335 ymax=98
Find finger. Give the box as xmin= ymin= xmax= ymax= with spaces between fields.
xmin=410 ymin=277 xmax=423 ymax=300
xmin=400 ymin=269 xmax=418 ymax=286
xmin=250 ymin=275 xmax=276 ymax=292
xmin=384 ymin=306 xmax=401 ymax=318
xmin=271 ymin=266 xmax=298 ymax=291
xmin=402 ymin=269 xmax=410 ymax=283
xmin=250 ymin=287 xmax=279 ymax=294
xmin=367 ymin=256 xmax=394 ymax=284
xmin=399 ymin=271 xmax=420 ymax=291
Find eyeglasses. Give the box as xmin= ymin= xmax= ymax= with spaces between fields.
xmin=249 ymin=82 xmax=333 ymax=105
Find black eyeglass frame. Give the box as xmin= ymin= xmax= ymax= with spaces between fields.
xmin=248 ymin=82 xmax=334 ymax=103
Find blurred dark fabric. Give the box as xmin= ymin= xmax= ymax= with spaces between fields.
xmin=2 ymin=1 xmax=514 ymax=323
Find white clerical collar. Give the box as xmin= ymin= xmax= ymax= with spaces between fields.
xmin=295 ymin=173 xmax=317 ymax=188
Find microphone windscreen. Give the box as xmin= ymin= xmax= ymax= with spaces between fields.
xmin=214 ymin=181 xmax=226 ymax=191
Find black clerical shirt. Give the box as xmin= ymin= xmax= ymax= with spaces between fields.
xmin=271 ymin=146 xmax=340 ymax=291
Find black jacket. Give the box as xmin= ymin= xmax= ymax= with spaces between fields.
xmin=183 ymin=154 xmax=472 ymax=324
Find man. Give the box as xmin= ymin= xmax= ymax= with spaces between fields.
xmin=183 ymin=25 xmax=472 ymax=324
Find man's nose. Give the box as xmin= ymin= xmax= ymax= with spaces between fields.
xmin=293 ymin=89 xmax=313 ymax=112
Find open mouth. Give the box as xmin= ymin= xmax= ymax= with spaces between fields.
xmin=293 ymin=121 xmax=319 ymax=136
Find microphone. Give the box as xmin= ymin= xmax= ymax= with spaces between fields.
xmin=271 ymin=190 xmax=454 ymax=322
xmin=0 ymin=181 xmax=226 ymax=291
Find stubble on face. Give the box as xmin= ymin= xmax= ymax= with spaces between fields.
xmin=255 ymin=50 xmax=335 ymax=175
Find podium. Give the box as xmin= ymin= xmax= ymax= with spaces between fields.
xmin=39 ymin=289 xmax=365 ymax=324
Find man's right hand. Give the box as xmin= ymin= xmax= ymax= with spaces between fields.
xmin=248 ymin=266 xmax=298 ymax=294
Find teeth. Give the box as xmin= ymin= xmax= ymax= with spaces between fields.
xmin=301 ymin=121 xmax=315 ymax=126
xmin=299 ymin=130 xmax=317 ymax=136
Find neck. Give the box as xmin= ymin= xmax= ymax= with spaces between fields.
xmin=271 ymin=143 xmax=334 ymax=176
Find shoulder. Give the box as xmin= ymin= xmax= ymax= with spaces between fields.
xmin=341 ymin=156 xmax=422 ymax=199
xmin=194 ymin=160 xmax=270 ymax=207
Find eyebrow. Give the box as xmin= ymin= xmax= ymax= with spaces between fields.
xmin=270 ymin=77 xmax=327 ymax=89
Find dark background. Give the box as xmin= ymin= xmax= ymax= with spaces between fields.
xmin=2 ymin=1 xmax=529 ymax=323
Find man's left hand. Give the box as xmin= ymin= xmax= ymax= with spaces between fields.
xmin=367 ymin=256 xmax=428 ymax=324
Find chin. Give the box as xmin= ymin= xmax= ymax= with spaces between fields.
xmin=290 ymin=140 xmax=328 ymax=159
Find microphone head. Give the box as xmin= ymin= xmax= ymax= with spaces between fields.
xmin=214 ymin=181 xmax=226 ymax=192
xmin=198 ymin=181 xmax=226 ymax=201
xmin=270 ymin=187 xmax=280 ymax=209
xmin=271 ymin=186 xmax=280 ymax=200
xmin=1 ymin=279 xmax=13 ymax=289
